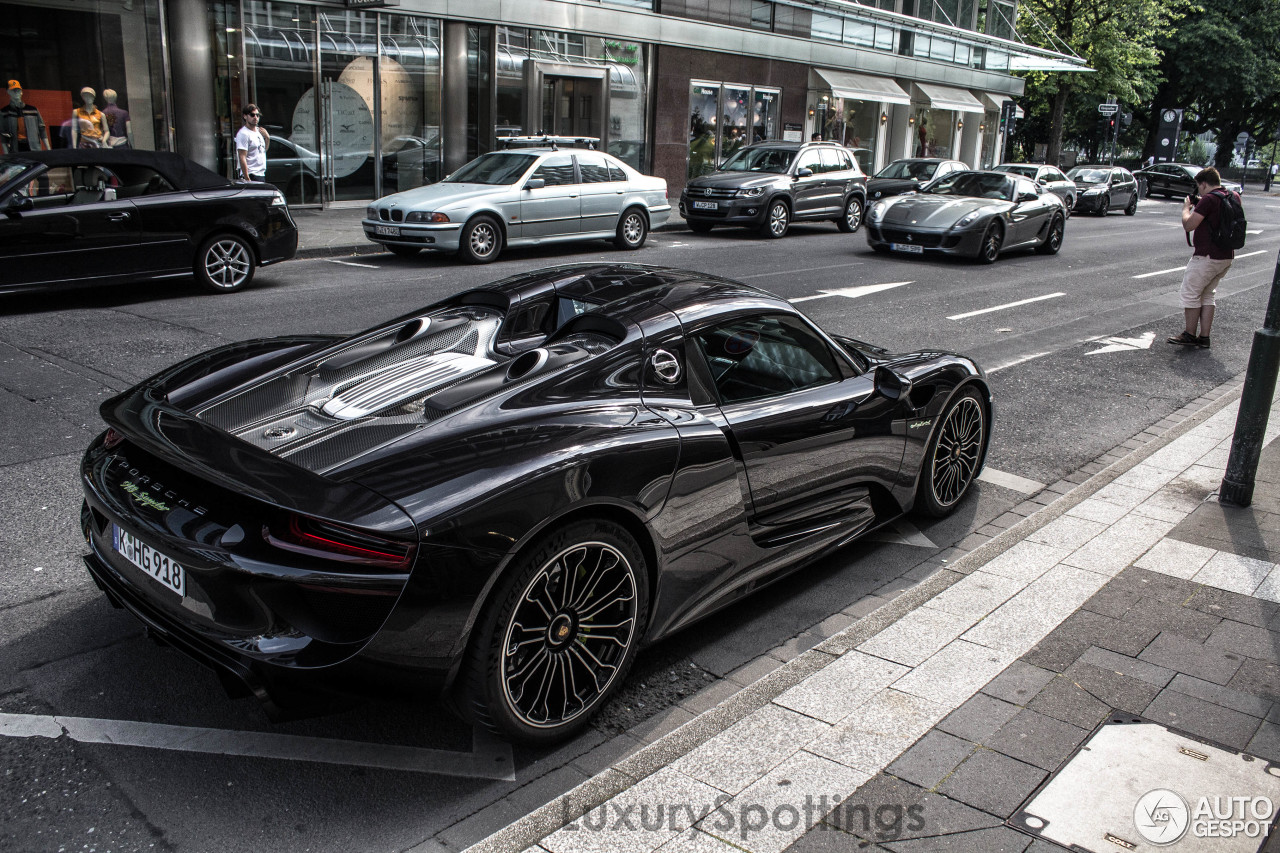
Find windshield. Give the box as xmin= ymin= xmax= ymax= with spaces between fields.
xmin=445 ymin=152 xmax=537 ymax=185
xmin=719 ymin=147 xmax=796 ymax=173
xmin=0 ymin=161 xmax=37 ymax=193
xmin=875 ymin=160 xmax=939 ymax=181
xmin=1068 ymin=168 xmax=1108 ymax=184
xmin=998 ymin=165 xmax=1037 ymax=178
xmin=925 ymin=172 xmax=1011 ymax=200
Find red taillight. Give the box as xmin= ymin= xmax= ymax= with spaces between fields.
xmin=103 ymin=428 xmax=125 ymax=449
xmin=264 ymin=515 xmax=416 ymax=572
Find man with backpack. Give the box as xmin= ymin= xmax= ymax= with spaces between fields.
xmin=1168 ymin=167 xmax=1244 ymax=349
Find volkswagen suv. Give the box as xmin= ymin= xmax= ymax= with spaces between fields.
xmin=680 ymin=141 xmax=867 ymax=239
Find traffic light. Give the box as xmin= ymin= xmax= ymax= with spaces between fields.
xmin=1107 ymin=117 xmax=1116 ymax=134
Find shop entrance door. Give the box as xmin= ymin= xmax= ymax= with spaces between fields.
xmin=317 ymin=14 xmax=379 ymax=203
xmin=540 ymin=77 xmax=601 ymax=138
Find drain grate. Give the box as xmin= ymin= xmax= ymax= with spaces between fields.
xmin=1009 ymin=716 xmax=1280 ymax=851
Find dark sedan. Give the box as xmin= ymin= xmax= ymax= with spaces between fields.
xmin=867 ymin=157 xmax=968 ymax=201
xmin=80 ymin=263 xmax=990 ymax=742
xmin=866 ymin=170 xmax=1066 ymax=263
xmin=1066 ymin=165 xmax=1139 ymax=215
xmin=1134 ymin=162 xmax=1242 ymax=199
xmin=1 ymin=149 xmax=297 ymax=294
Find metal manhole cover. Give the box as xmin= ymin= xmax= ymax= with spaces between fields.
xmin=1009 ymin=716 xmax=1280 ymax=851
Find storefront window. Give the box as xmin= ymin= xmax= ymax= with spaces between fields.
xmin=980 ymin=111 xmax=999 ymax=168
xmin=380 ymin=16 xmax=443 ymax=193
xmin=0 ymin=0 xmax=168 ymax=153
xmin=911 ymin=107 xmax=957 ymax=158
xmin=688 ymin=81 xmax=781 ymax=179
xmin=821 ymin=97 xmax=877 ymax=166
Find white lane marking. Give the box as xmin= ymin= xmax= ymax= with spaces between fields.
xmin=1086 ymin=331 xmax=1156 ymax=355
xmin=1133 ymin=265 xmax=1186 ymax=279
xmin=870 ymin=518 xmax=938 ymax=549
xmin=0 ymin=712 xmax=515 ymax=780
xmin=977 ymin=467 xmax=1046 ymax=495
xmin=325 ymin=258 xmax=381 ymax=269
xmin=790 ymin=281 xmax=912 ymax=303
xmin=947 ymin=293 xmax=1065 ymax=321
xmin=1246 ymin=230 xmax=1264 ymax=235
xmin=1235 ymin=250 xmax=1268 ymax=259
xmin=986 ymin=351 xmax=1052 ymax=373
xmin=740 ymin=261 xmax=866 ymax=280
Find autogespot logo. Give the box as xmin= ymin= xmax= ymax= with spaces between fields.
xmin=1134 ymin=789 xmax=1190 ymax=845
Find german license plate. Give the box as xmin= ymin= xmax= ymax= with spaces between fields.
xmin=375 ymin=224 xmax=401 ymax=237
xmin=692 ymin=200 xmax=718 ymax=210
xmin=113 ymin=525 xmax=186 ymax=598
xmin=890 ymin=243 xmax=924 ymax=254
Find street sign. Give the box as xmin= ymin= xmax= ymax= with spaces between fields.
xmin=1098 ymin=104 xmax=1119 ymax=115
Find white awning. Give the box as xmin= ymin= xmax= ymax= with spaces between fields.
xmin=912 ymin=82 xmax=985 ymax=114
xmin=814 ymin=68 xmax=911 ymax=106
xmin=978 ymin=92 xmax=1012 ymax=112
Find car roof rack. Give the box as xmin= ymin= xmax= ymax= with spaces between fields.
xmin=496 ymin=134 xmax=600 ymax=151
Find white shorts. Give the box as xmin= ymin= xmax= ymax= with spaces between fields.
xmin=1179 ymin=255 xmax=1232 ymax=308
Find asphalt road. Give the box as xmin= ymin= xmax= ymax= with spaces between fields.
xmin=2 ymin=194 xmax=1278 ymax=853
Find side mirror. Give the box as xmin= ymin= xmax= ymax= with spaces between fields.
xmin=4 ymin=194 xmax=32 ymax=214
xmin=1036 ymin=177 xmax=1048 ymax=185
xmin=525 ymin=178 xmax=546 ymax=190
xmin=795 ymin=168 xmax=814 ymax=178
xmin=874 ymin=365 xmax=912 ymax=403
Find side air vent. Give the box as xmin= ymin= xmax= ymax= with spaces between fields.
xmin=506 ymin=348 xmax=549 ymax=381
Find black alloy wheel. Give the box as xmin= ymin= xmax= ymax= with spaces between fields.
xmin=387 ymin=244 xmax=422 ymax=258
xmin=915 ymin=387 xmax=986 ymax=517
xmin=838 ymin=196 xmax=864 ymax=233
xmin=462 ymin=520 xmax=648 ymax=742
xmin=614 ymin=208 xmax=649 ymax=249
xmin=1036 ymin=214 xmax=1064 ymax=255
xmin=1098 ymin=194 xmax=1110 ymax=216
xmin=194 ymin=233 xmax=256 ymax=293
xmin=977 ymin=221 xmax=1003 ymax=264
xmin=1124 ymin=193 xmax=1138 ymax=216
xmin=458 ymin=215 xmax=503 ymax=264
xmin=688 ymin=220 xmax=714 ymax=233
xmin=760 ymin=199 xmax=790 ymax=239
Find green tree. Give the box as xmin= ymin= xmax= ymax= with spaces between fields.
xmin=1149 ymin=0 xmax=1280 ymax=167
xmin=1016 ymin=0 xmax=1191 ymax=165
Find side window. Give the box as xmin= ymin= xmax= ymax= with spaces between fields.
xmin=693 ymin=314 xmax=840 ymax=404
xmin=819 ymin=148 xmax=843 ymax=174
xmin=531 ymin=154 xmax=576 ymax=187
xmin=607 ymin=162 xmax=627 ymax=182
xmin=840 ymin=150 xmax=855 ymax=171
xmin=1016 ymin=178 xmax=1037 ymax=198
xmin=1111 ymin=169 xmax=1126 ymax=184
xmin=796 ymin=150 xmax=823 ymax=174
xmin=267 ymin=139 xmax=291 ymax=159
xmin=576 ymin=153 xmax=611 ymax=184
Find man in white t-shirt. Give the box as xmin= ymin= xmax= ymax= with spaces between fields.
xmin=235 ymin=103 xmax=268 ymax=182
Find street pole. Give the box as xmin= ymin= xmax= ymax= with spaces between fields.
xmin=1220 ymin=250 xmax=1280 ymax=506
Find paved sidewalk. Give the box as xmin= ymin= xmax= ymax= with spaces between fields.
xmin=456 ymin=374 xmax=1280 ymax=853
xmin=290 ymin=204 xmax=688 ymax=260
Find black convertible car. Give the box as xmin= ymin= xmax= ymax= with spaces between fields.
xmin=1 ymin=149 xmax=297 ymax=295
xmin=80 ymin=263 xmax=990 ymax=742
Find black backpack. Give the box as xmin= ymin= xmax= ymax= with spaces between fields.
xmin=1210 ymin=188 xmax=1247 ymax=251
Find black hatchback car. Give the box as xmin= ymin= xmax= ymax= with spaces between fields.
xmin=680 ymin=141 xmax=867 ymax=238
xmin=1 ymin=149 xmax=297 ymax=295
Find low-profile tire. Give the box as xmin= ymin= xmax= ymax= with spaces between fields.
xmin=1035 ymin=214 xmax=1064 ymax=255
xmin=459 ymin=520 xmax=649 ymax=744
xmin=687 ymin=220 xmax=714 ymax=233
xmin=1098 ymin=194 xmax=1110 ymax=216
xmin=614 ymin=208 xmax=649 ymax=249
xmin=194 ymin=233 xmax=255 ymax=293
xmin=1124 ymin=193 xmax=1138 ymax=216
xmin=915 ymin=386 xmax=987 ymax=518
xmin=458 ymin=215 xmax=503 ymax=264
xmin=387 ymin=244 xmax=421 ymax=259
xmin=837 ymin=196 xmax=864 ymax=233
xmin=976 ymin=221 xmax=1003 ymax=264
xmin=759 ymin=199 xmax=790 ymax=239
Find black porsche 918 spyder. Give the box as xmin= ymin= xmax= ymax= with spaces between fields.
xmin=80 ymin=263 xmax=990 ymax=742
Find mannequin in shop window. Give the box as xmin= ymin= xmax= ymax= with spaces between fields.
xmin=916 ymin=116 xmax=928 ymax=157
xmin=1 ymin=80 xmax=49 ymax=153
xmin=102 ymin=88 xmax=130 ymax=148
xmin=71 ymin=87 xmax=110 ymax=148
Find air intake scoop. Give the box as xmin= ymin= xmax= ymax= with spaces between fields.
xmin=320 ymin=351 xmax=496 ymax=420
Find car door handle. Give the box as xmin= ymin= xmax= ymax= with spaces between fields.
xmin=106 ymin=212 xmax=131 ymax=221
